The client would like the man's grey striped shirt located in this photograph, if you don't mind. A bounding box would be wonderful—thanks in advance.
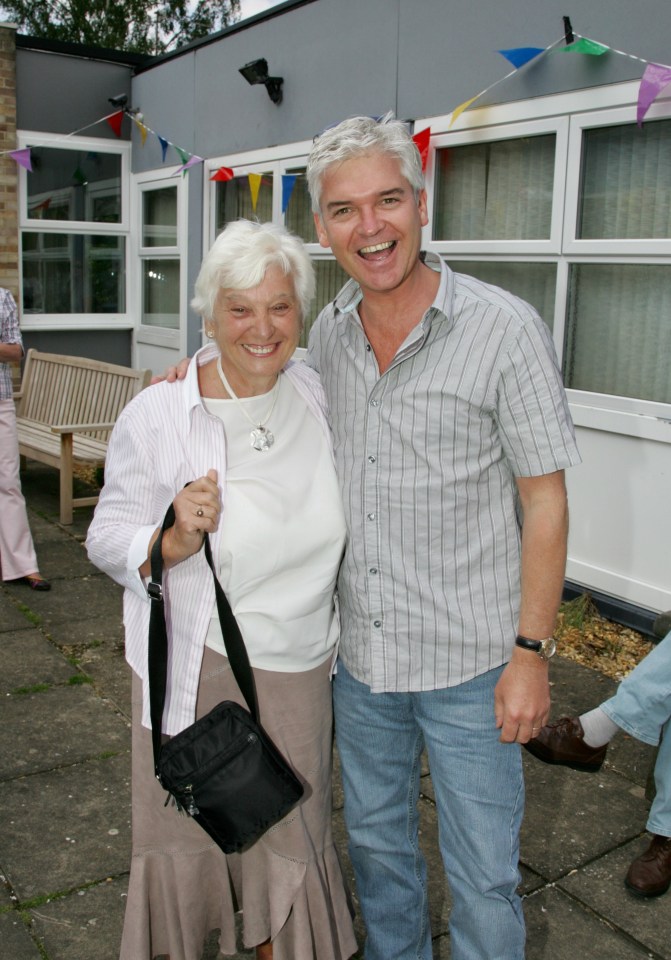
[307,254,581,693]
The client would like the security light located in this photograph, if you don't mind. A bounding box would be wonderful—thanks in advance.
[238,58,283,106]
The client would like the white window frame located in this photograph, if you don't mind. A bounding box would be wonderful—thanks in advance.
[132,167,189,353]
[420,81,671,439]
[17,130,131,331]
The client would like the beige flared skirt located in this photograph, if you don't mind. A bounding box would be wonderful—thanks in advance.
[120,647,357,960]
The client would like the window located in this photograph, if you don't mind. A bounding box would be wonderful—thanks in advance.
[424,87,671,431]
[18,132,130,328]
[136,173,187,347]
[205,145,345,339]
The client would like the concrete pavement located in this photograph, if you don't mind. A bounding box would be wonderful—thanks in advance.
[1,461,669,959]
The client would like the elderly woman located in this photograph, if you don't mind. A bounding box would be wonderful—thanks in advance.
[86,220,357,960]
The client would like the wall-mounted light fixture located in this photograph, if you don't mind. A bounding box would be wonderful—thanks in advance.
[238,58,283,106]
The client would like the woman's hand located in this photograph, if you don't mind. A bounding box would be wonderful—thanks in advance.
[141,470,221,576]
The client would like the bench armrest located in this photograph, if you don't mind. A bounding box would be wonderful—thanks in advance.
[51,422,116,434]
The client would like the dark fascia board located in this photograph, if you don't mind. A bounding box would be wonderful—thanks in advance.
[15,32,152,68]
[563,580,661,640]
[134,0,317,75]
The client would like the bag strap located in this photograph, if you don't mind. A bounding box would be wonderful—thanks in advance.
[147,502,260,772]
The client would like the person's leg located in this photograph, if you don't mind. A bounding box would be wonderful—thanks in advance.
[0,399,39,581]
[647,721,671,838]
[333,660,431,960]
[417,667,525,960]
[601,632,671,747]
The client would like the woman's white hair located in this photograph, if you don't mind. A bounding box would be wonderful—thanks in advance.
[191,219,315,323]
[306,112,425,214]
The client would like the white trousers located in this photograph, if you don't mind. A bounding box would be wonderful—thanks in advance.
[0,398,38,580]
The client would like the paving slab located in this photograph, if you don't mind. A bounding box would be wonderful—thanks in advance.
[0,908,43,959]
[0,591,38,632]
[23,537,99,582]
[0,684,130,780]
[0,753,131,902]
[522,885,657,959]
[27,875,128,960]
[0,629,78,694]
[3,574,124,630]
[521,755,651,879]
[559,836,671,958]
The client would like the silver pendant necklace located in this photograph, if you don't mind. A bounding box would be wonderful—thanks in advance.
[216,357,280,451]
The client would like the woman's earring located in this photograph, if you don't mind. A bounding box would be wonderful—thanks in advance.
[206,330,214,339]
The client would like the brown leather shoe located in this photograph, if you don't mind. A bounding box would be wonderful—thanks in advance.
[523,716,607,771]
[625,835,671,898]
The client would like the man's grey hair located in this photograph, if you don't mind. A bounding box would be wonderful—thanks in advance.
[306,112,425,214]
[191,219,315,323]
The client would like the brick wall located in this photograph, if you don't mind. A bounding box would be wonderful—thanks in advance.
[0,24,18,300]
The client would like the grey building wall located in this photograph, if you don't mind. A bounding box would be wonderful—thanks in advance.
[130,0,671,170]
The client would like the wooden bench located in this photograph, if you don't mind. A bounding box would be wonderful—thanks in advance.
[15,349,151,524]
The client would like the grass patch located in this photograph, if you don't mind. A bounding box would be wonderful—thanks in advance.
[67,674,93,686]
[17,604,42,627]
[12,683,51,695]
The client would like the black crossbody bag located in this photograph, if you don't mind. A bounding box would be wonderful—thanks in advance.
[147,503,304,854]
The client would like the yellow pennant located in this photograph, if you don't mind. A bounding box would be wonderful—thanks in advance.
[133,118,148,146]
[449,95,480,128]
[248,173,262,212]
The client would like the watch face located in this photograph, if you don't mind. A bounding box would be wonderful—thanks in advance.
[540,637,557,660]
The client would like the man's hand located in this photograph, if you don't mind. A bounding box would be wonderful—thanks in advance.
[151,357,192,385]
[494,648,551,743]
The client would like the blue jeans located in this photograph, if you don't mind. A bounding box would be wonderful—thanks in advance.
[333,660,525,960]
[601,630,671,836]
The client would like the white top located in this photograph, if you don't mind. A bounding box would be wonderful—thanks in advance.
[203,374,345,670]
[85,345,341,734]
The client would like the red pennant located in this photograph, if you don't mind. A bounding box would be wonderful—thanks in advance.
[210,166,235,182]
[106,111,124,138]
[412,127,431,172]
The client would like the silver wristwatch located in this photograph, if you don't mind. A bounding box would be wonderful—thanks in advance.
[515,634,557,661]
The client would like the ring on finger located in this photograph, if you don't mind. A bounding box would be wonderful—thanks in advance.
[196,508,204,518]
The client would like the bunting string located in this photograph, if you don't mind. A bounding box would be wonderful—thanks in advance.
[3,29,671,188]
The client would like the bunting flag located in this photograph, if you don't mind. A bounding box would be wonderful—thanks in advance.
[158,136,170,162]
[248,172,262,212]
[31,196,51,212]
[181,154,204,175]
[412,127,431,171]
[560,38,609,56]
[449,95,480,128]
[133,117,148,146]
[210,166,234,182]
[174,146,190,166]
[281,174,297,213]
[637,62,671,126]
[498,47,544,69]
[106,110,124,137]
[9,147,32,171]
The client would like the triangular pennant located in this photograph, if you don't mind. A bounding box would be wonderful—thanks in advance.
[158,136,170,162]
[210,166,235,182]
[31,196,51,212]
[248,172,262,212]
[560,38,609,56]
[281,174,297,213]
[133,117,148,146]
[9,147,32,171]
[412,127,431,172]
[449,96,480,128]
[637,62,671,126]
[498,47,544,69]
[106,110,124,137]
[181,154,204,176]
[174,146,190,165]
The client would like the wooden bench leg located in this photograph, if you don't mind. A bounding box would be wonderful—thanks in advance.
[60,433,74,525]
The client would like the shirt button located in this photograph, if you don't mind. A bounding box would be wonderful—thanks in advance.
[373,620,382,628]
[369,567,378,575]
[367,512,376,520]
[368,455,376,463]
[366,343,372,351]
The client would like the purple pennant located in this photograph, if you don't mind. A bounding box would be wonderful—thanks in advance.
[498,47,544,69]
[9,148,32,171]
[637,62,671,127]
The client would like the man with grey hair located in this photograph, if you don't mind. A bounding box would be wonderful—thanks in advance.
[304,114,581,960]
